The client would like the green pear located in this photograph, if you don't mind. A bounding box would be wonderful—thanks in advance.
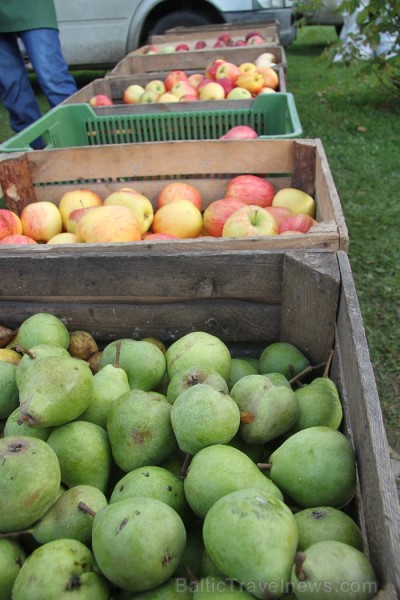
[0,361,18,419]
[0,539,27,600]
[290,540,377,600]
[290,377,343,433]
[92,497,186,592]
[192,575,256,597]
[269,426,357,508]
[9,312,70,350]
[203,488,299,599]
[259,342,310,380]
[166,331,232,381]
[0,436,61,532]
[167,365,229,405]
[99,338,166,391]
[110,465,190,521]
[18,355,94,427]
[15,343,71,389]
[230,374,299,444]
[184,444,283,519]
[47,420,112,492]
[294,506,364,551]
[170,384,240,455]
[107,389,177,472]
[3,407,53,441]
[227,357,259,390]
[80,354,130,428]
[131,577,193,598]
[27,485,108,545]
[12,538,110,600]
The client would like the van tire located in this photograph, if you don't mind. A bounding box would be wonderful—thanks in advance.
[147,10,218,37]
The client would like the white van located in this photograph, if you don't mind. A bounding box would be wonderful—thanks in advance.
[54,0,296,69]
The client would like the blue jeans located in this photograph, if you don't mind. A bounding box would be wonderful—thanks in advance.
[0,28,77,146]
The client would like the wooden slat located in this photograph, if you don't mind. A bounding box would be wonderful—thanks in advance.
[0,153,37,212]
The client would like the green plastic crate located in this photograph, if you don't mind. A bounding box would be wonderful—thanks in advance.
[0,93,302,152]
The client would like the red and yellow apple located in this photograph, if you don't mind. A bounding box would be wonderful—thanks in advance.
[66,206,100,234]
[58,189,103,229]
[140,90,160,104]
[235,72,265,94]
[104,188,154,234]
[257,66,279,90]
[145,80,166,95]
[226,175,275,207]
[278,213,317,234]
[158,92,180,103]
[152,200,203,239]
[222,205,278,237]
[215,62,241,82]
[205,59,226,80]
[171,81,198,100]
[0,234,37,245]
[76,205,141,243]
[202,198,247,237]
[165,70,188,91]
[157,182,202,211]
[272,188,316,217]
[199,82,225,101]
[0,209,23,240]
[123,84,145,104]
[89,94,113,107]
[20,201,63,243]
[188,73,205,88]
[226,87,252,100]
[47,232,79,244]
[238,62,258,74]
[265,206,292,227]
[219,125,258,141]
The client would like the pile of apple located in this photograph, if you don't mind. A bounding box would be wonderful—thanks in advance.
[0,175,317,245]
[143,30,272,54]
[89,53,279,107]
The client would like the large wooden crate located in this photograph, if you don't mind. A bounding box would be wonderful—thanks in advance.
[108,44,287,77]
[0,249,398,598]
[150,19,281,45]
[0,139,347,251]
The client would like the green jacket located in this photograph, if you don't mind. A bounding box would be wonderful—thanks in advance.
[0,0,58,33]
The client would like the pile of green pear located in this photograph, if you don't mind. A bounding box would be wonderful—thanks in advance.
[0,313,378,599]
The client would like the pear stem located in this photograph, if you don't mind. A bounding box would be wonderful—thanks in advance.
[78,502,97,518]
[114,340,121,369]
[0,528,32,539]
[257,462,272,471]
[288,361,326,386]
[13,346,35,359]
[179,453,192,479]
[294,552,307,581]
[322,349,334,378]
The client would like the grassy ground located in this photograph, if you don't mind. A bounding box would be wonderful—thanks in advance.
[0,27,399,451]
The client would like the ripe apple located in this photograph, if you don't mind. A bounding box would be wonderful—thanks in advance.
[145,79,166,95]
[202,198,247,237]
[144,44,159,54]
[194,40,207,50]
[215,77,235,96]
[58,189,103,230]
[215,62,241,82]
[239,62,258,74]
[278,214,317,234]
[0,234,37,245]
[234,40,246,46]
[142,232,178,240]
[199,82,225,101]
[245,31,264,41]
[20,201,63,243]
[280,230,304,235]
[213,40,225,48]
[0,209,23,240]
[152,200,203,239]
[246,34,265,46]
[123,84,145,104]
[165,70,188,91]
[272,188,316,217]
[175,43,190,51]
[157,182,202,211]
[226,175,275,208]
[216,33,232,46]
[219,125,258,141]
[255,53,277,69]
[158,92,180,103]
[47,232,78,244]
[180,94,199,102]
[258,87,276,95]
[76,205,141,243]
[226,87,252,100]
[188,73,205,88]
[104,188,154,234]
[171,81,198,99]
[222,205,278,237]
[89,94,113,107]
[161,45,175,53]
[66,206,100,234]
[257,66,279,90]
[205,58,225,80]
[140,90,159,103]
[197,77,214,92]
[265,206,292,227]
[235,72,265,94]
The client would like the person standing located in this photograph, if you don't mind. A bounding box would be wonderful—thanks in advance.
[0,0,77,147]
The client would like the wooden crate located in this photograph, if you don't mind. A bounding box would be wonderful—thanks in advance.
[0,249,398,598]
[61,64,287,107]
[108,44,287,77]
[150,19,281,45]
[0,139,347,251]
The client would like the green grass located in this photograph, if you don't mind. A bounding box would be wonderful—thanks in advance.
[0,29,399,451]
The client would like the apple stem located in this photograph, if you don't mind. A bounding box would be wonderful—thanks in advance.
[78,501,97,518]
[322,349,334,378]
[179,453,192,479]
[257,462,272,471]
[114,340,121,369]
[288,361,326,386]
[13,345,35,359]
[294,552,307,581]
